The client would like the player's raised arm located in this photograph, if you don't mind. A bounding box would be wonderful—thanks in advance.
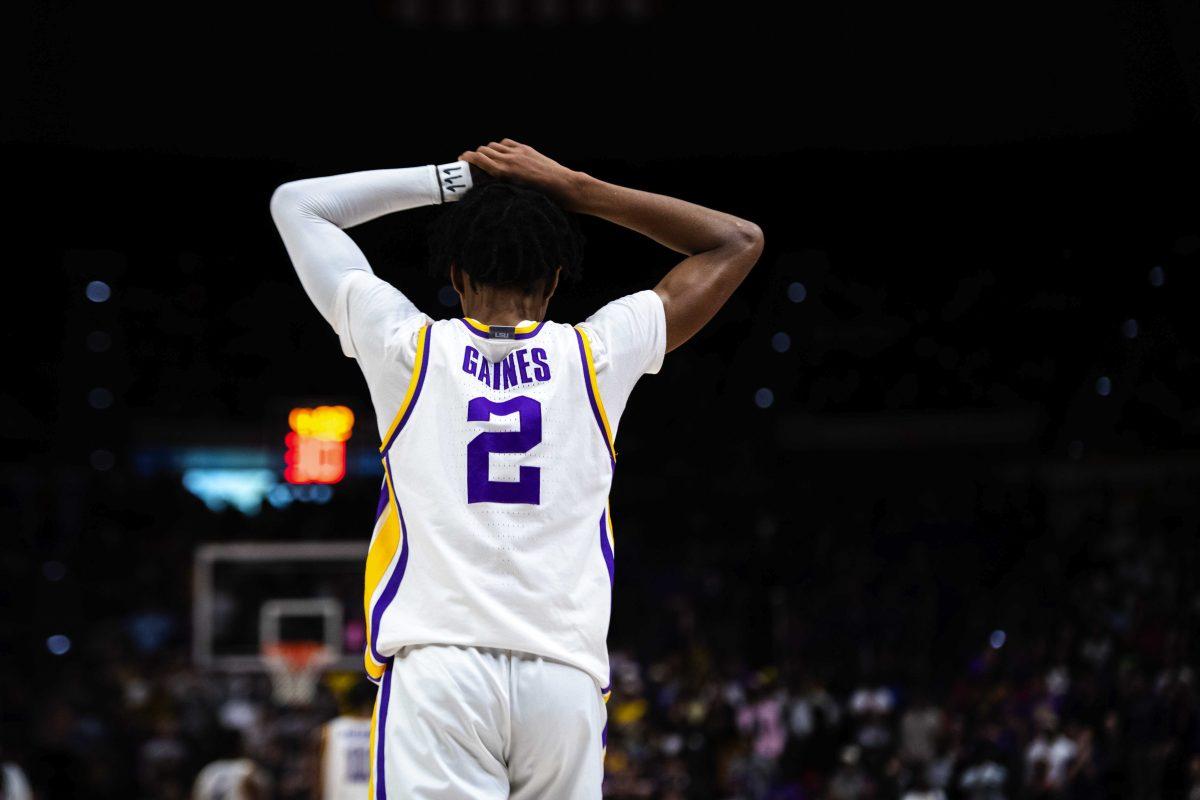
[458,140,764,352]
[269,161,474,325]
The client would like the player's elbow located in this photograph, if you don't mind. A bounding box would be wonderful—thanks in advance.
[269,181,307,223]
[728,219,765,258]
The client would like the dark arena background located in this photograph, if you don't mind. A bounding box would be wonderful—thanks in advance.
[6,1,1200,798]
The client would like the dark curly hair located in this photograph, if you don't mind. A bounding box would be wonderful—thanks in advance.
[427,180,585,294]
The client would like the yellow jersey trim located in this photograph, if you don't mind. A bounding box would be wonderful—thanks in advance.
[378,325,429,453]
[574,325,617,462]
[463,317,542,334]
[362,461,401,680]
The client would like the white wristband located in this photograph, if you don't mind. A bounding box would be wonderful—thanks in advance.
[435,160,473,203]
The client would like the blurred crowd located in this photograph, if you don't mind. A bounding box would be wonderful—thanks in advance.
[602,603,1197,800]
[598,469,1200,800]
[1,461,1196,800]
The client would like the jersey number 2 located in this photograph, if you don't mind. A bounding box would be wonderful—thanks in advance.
[466,396,541,505]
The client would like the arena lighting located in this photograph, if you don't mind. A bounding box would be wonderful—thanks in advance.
[85,280,110,302]
[46,635,71,656]
[183,468,278,514]
[284,406,355,484]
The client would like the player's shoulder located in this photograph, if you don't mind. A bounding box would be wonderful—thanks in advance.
[575,289,667,376]
[576,289,664,336]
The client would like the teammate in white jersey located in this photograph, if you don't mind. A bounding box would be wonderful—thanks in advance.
[316,681,375,800]
[271,139,763,799]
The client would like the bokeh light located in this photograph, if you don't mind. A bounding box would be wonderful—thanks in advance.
[85,280,111,303]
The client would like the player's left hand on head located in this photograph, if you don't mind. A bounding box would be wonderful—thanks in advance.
[458,140,584,211]
[458,158,495,190]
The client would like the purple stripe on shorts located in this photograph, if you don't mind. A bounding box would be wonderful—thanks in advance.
[368,455,410,666]
[381,324,432,454]
[574,329,615,470]
[599,511,614,585]
[458,318,546,340]
[374,479,389,524]
[375,665,393,799]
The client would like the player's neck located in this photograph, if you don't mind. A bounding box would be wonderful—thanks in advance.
[461,290,548,326]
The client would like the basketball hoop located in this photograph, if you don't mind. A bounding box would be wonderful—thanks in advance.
[261,641,334,706]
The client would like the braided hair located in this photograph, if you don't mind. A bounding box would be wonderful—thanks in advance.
[427,180,584,294]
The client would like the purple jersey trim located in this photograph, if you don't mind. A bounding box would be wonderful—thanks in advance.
[373,479,389,524]
[380,324,432,454]
[375,665,393,799]
[368,454,411,666]
[600,508,615,702]
[574,329,615,470]
[458,318,546,340]
[600,510,614,585]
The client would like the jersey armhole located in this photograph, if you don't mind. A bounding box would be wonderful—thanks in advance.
[379,323,432,453]
[573,325,617,465]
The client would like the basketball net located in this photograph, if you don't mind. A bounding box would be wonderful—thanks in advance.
[261,642,334,706]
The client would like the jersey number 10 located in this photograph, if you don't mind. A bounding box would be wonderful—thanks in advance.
[466,396,541,505]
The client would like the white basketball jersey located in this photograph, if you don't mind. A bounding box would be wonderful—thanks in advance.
[362,317,619,691]
[321,716,372,800]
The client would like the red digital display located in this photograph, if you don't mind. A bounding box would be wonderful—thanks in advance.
[284,406,354,484]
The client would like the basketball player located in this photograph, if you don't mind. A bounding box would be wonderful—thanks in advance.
[315,681,375,799]
[271,139,763,798]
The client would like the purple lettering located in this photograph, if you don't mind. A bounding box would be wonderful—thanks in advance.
[466,396,542,504]
[515,349,533,384]
[530,348,551,382]
[501,354,518,390]
[463,346,480,376]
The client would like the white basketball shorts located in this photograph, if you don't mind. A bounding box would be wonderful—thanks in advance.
[369,644,608,799]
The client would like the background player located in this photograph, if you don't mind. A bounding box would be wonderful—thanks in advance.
[271,139,764,798]
[314,680,375,800]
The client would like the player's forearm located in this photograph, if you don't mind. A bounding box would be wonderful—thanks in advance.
[271,163,471,231]
[569,172,759,257]
[570,172,763,352]
[269,161,472,323]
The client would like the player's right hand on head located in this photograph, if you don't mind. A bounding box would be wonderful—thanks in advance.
[458,140,584,211]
